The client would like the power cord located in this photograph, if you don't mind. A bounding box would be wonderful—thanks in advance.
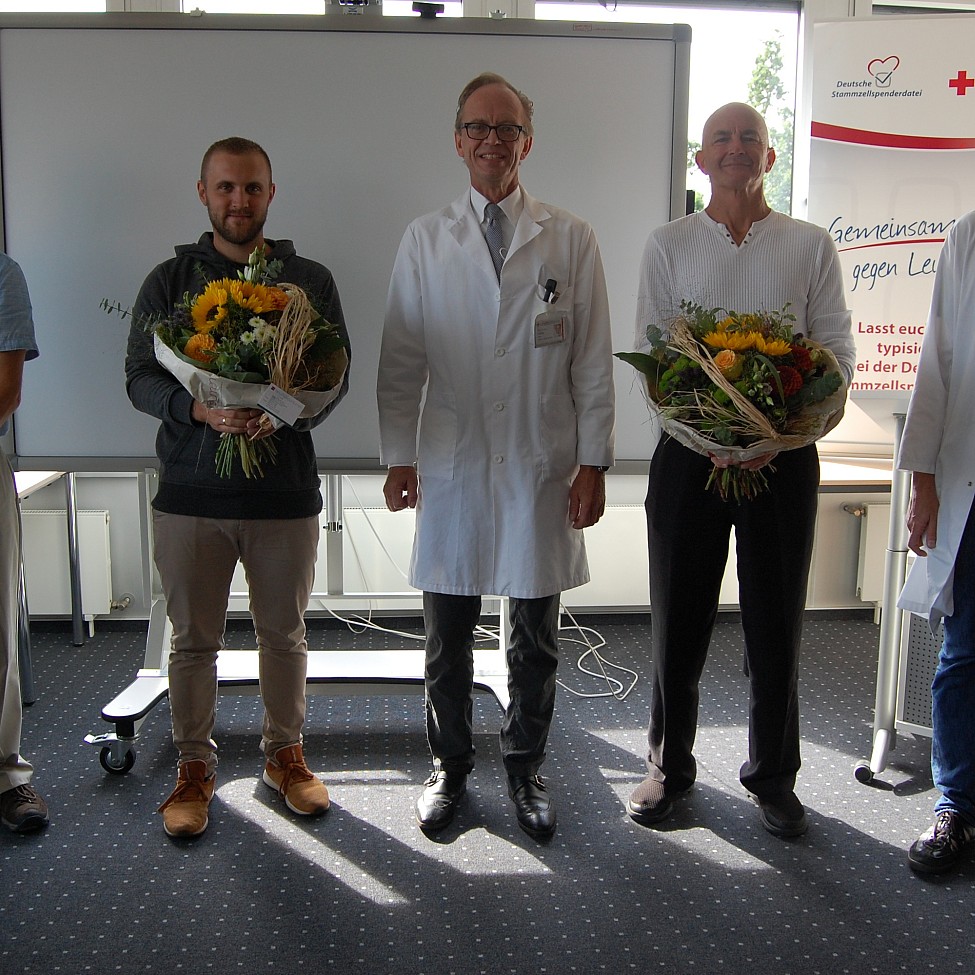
[318,476,639,702]
[555,604,639,701]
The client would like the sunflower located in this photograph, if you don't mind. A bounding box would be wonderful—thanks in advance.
[703,329,759,351]
[226,280,246,305]
[755,336,792,356]
[735,313,765,331]
[231,281,287,315]
[191,281,231,333]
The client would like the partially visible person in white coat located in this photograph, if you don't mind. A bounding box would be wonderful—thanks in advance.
[898,210,975,875]
[377,72,615,840]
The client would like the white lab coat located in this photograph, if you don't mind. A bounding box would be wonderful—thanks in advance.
[378,189,615,598]
[897,211,975,629]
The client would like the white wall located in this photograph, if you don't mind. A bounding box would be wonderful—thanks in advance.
[12,2,905,626]
[19,468,889,623]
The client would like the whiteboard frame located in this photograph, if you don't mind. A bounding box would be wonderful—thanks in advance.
[0,12,690,472]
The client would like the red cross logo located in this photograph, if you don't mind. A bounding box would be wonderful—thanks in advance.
[949,71,975,95]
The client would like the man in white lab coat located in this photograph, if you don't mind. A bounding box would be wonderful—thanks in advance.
[898,211,975,875]
[377,72,615,839]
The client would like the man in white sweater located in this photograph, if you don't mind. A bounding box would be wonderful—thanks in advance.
[627,103,856,838]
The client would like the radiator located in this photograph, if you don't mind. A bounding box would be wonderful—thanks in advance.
[896,610,941,738]
[20,509,112,619]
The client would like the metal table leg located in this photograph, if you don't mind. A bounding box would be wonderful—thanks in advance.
[17,556,35,706]
[856,413,910,783]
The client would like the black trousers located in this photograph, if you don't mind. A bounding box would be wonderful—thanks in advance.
[644,437,819,799]
[422,590,560,777]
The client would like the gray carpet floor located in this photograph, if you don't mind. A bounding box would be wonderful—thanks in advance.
[1,612,971,975]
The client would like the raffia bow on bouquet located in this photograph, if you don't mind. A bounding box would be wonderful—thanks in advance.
[616,302,847,501]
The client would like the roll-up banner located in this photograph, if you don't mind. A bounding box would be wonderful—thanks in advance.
[809,15,975,435]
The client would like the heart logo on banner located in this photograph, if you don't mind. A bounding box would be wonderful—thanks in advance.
[867,56,900,88]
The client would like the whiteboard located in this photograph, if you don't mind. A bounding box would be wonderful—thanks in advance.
[0,14,689,469]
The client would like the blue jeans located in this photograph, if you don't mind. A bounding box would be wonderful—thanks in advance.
[932,496,975,825]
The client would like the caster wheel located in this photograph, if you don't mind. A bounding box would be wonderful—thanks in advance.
[99,746,136,775]
[854,761,873,784]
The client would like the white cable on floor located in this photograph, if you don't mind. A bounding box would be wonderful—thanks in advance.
[556,604,639,701]
[316,478,640,702]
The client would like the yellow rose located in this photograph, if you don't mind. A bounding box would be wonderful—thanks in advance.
[713,348,743,379]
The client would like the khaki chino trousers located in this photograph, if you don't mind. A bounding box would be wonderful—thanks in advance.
[0,451,33,793]
[153,511,319,771]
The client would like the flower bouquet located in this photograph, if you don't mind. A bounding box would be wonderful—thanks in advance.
[108,247,348,478]
[616,302,847,501]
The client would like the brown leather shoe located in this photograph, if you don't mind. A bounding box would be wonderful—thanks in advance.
[263,743,330,816]
[0,783,50,833]
[158,760,215,838]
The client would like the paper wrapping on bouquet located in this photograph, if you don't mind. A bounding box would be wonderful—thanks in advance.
[650,342,849,463]
[155,335,348,426]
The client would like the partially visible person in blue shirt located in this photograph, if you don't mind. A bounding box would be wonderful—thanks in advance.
[0,251,48,833]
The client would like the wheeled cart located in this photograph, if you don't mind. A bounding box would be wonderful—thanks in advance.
[85,596,510,775]
[85,474,509,774]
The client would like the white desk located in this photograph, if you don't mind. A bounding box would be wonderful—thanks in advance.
[820,457,893,489]
[13,471,63,704]
[14,469,87,647]
[819,437,914,786]
[15,470,62,498]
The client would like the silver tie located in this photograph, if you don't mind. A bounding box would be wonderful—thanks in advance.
[484,203,505,279]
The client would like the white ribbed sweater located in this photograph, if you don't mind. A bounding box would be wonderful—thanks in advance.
[634,209,856,385]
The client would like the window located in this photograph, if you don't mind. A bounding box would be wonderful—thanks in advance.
[537,3,799,212]
[181,1,463,13]
[182,1,325,10]
[3,0,798,209]
[382,1,464,14]
[0,1,105,10]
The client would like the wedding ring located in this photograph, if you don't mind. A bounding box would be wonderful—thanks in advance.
[221,417,226,425]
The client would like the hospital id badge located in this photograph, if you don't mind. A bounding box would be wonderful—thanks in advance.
[534,311,565,348]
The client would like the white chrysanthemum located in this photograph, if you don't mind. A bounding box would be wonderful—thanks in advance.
[242,316,279,348]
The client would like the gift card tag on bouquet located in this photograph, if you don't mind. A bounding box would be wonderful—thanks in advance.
[258,384,304,429]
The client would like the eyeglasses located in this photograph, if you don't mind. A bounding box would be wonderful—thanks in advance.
[459,122,526,142]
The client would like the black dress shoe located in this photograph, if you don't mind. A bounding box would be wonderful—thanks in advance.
[415,770,467,831]
[750,790,808,838]
[508,774,556,839]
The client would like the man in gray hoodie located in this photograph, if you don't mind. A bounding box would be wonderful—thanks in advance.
[125,137,350,839]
